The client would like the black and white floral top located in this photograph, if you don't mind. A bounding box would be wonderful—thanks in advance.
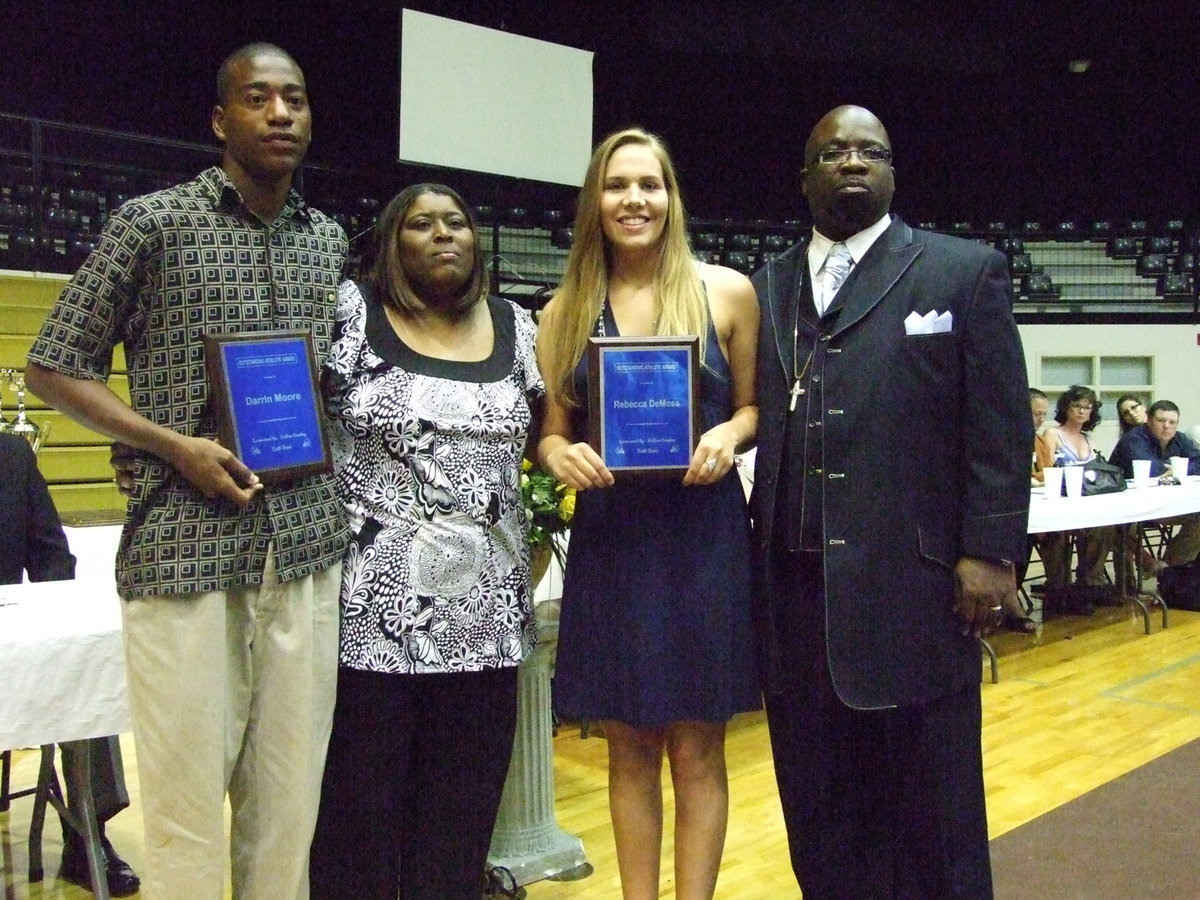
[323,280,542,674]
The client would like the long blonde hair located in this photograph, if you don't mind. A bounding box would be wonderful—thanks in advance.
[541,128,708,406]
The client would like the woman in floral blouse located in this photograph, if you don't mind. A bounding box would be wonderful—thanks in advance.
[309,183,543,899]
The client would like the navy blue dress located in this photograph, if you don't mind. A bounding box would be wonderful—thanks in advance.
[553,303,761,727]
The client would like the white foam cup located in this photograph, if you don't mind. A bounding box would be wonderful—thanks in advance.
[1063,465,1084,498]
[1132,458,1152,487]
[1042,466,1064,499]
[1170,456,1190,480]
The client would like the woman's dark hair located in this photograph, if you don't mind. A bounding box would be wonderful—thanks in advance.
[1115,393,1144,435]
[1053,384,1102,431]
[367,182,488,315]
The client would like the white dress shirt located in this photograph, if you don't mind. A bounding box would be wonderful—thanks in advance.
[807,213,892,315]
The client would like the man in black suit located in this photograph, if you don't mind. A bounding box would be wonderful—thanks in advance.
[750,106,1030,897]
[0,432,140,896]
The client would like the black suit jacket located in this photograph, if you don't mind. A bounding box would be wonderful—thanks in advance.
[0,432,75,584]
[750,219,1031,708]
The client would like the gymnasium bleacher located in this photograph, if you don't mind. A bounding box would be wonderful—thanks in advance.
[2,111,1197,515]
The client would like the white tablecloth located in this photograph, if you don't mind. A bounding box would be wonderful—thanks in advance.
[1028,478,1200,534]
[0,525,127,748]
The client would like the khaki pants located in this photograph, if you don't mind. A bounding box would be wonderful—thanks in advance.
[1123,515,1200,580]
[1162,513,1200,566]
[121,550,340,900]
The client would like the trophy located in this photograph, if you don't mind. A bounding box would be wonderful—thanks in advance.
[0,368,50,455]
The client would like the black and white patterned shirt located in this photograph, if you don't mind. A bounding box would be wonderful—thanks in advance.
[324,281,542,673]
[27,166,350,599]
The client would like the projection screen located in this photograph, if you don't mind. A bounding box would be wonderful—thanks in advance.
[398,9,593,187]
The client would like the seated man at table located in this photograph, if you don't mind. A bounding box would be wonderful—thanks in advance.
[1010,389,1049,631]
[1030,387,1051,437]
[1110,400,1200,568]
[0,433,140,896]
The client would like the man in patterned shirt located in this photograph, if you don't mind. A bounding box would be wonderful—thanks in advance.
[26,43,348,899]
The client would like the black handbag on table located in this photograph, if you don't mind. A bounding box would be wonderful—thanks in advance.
[1077,458,1127,496]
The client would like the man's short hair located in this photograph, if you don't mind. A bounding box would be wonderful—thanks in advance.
[1029,388,1047,401]
[216,42,298,104]
[1148,399,1181,418]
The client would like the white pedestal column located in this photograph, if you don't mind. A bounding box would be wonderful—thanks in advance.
[487,599,588,885]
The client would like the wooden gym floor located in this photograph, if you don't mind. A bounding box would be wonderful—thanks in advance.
[4,601,1199,899]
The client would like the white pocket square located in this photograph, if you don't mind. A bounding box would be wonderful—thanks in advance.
[904,310,953,335]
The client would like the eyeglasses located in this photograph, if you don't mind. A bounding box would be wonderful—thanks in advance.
[1069,403,1094,411]
[812,147,893,166]
[1119,402,1144,417]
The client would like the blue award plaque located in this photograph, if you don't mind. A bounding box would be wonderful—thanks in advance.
[203,330,332,485]
[587,336,701,476]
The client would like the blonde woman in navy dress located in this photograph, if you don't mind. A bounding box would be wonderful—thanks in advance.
[537,129,760,899]
[309,183,542,898]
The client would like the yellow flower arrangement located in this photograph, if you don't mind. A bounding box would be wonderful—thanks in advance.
[521,458,574,571]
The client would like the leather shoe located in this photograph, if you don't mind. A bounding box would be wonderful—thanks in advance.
[60,833,141,897]
[1005,614,1038,633]
[1044,587,1094,617]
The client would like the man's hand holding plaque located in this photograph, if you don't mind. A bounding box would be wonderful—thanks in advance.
[204,330,332,486]
[169,435,264,505]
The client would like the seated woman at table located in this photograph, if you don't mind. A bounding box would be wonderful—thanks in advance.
[1034,385,1118,615]
[1113,394,1165,582]
[1115,394,1148,442]
[307,183,543,898]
